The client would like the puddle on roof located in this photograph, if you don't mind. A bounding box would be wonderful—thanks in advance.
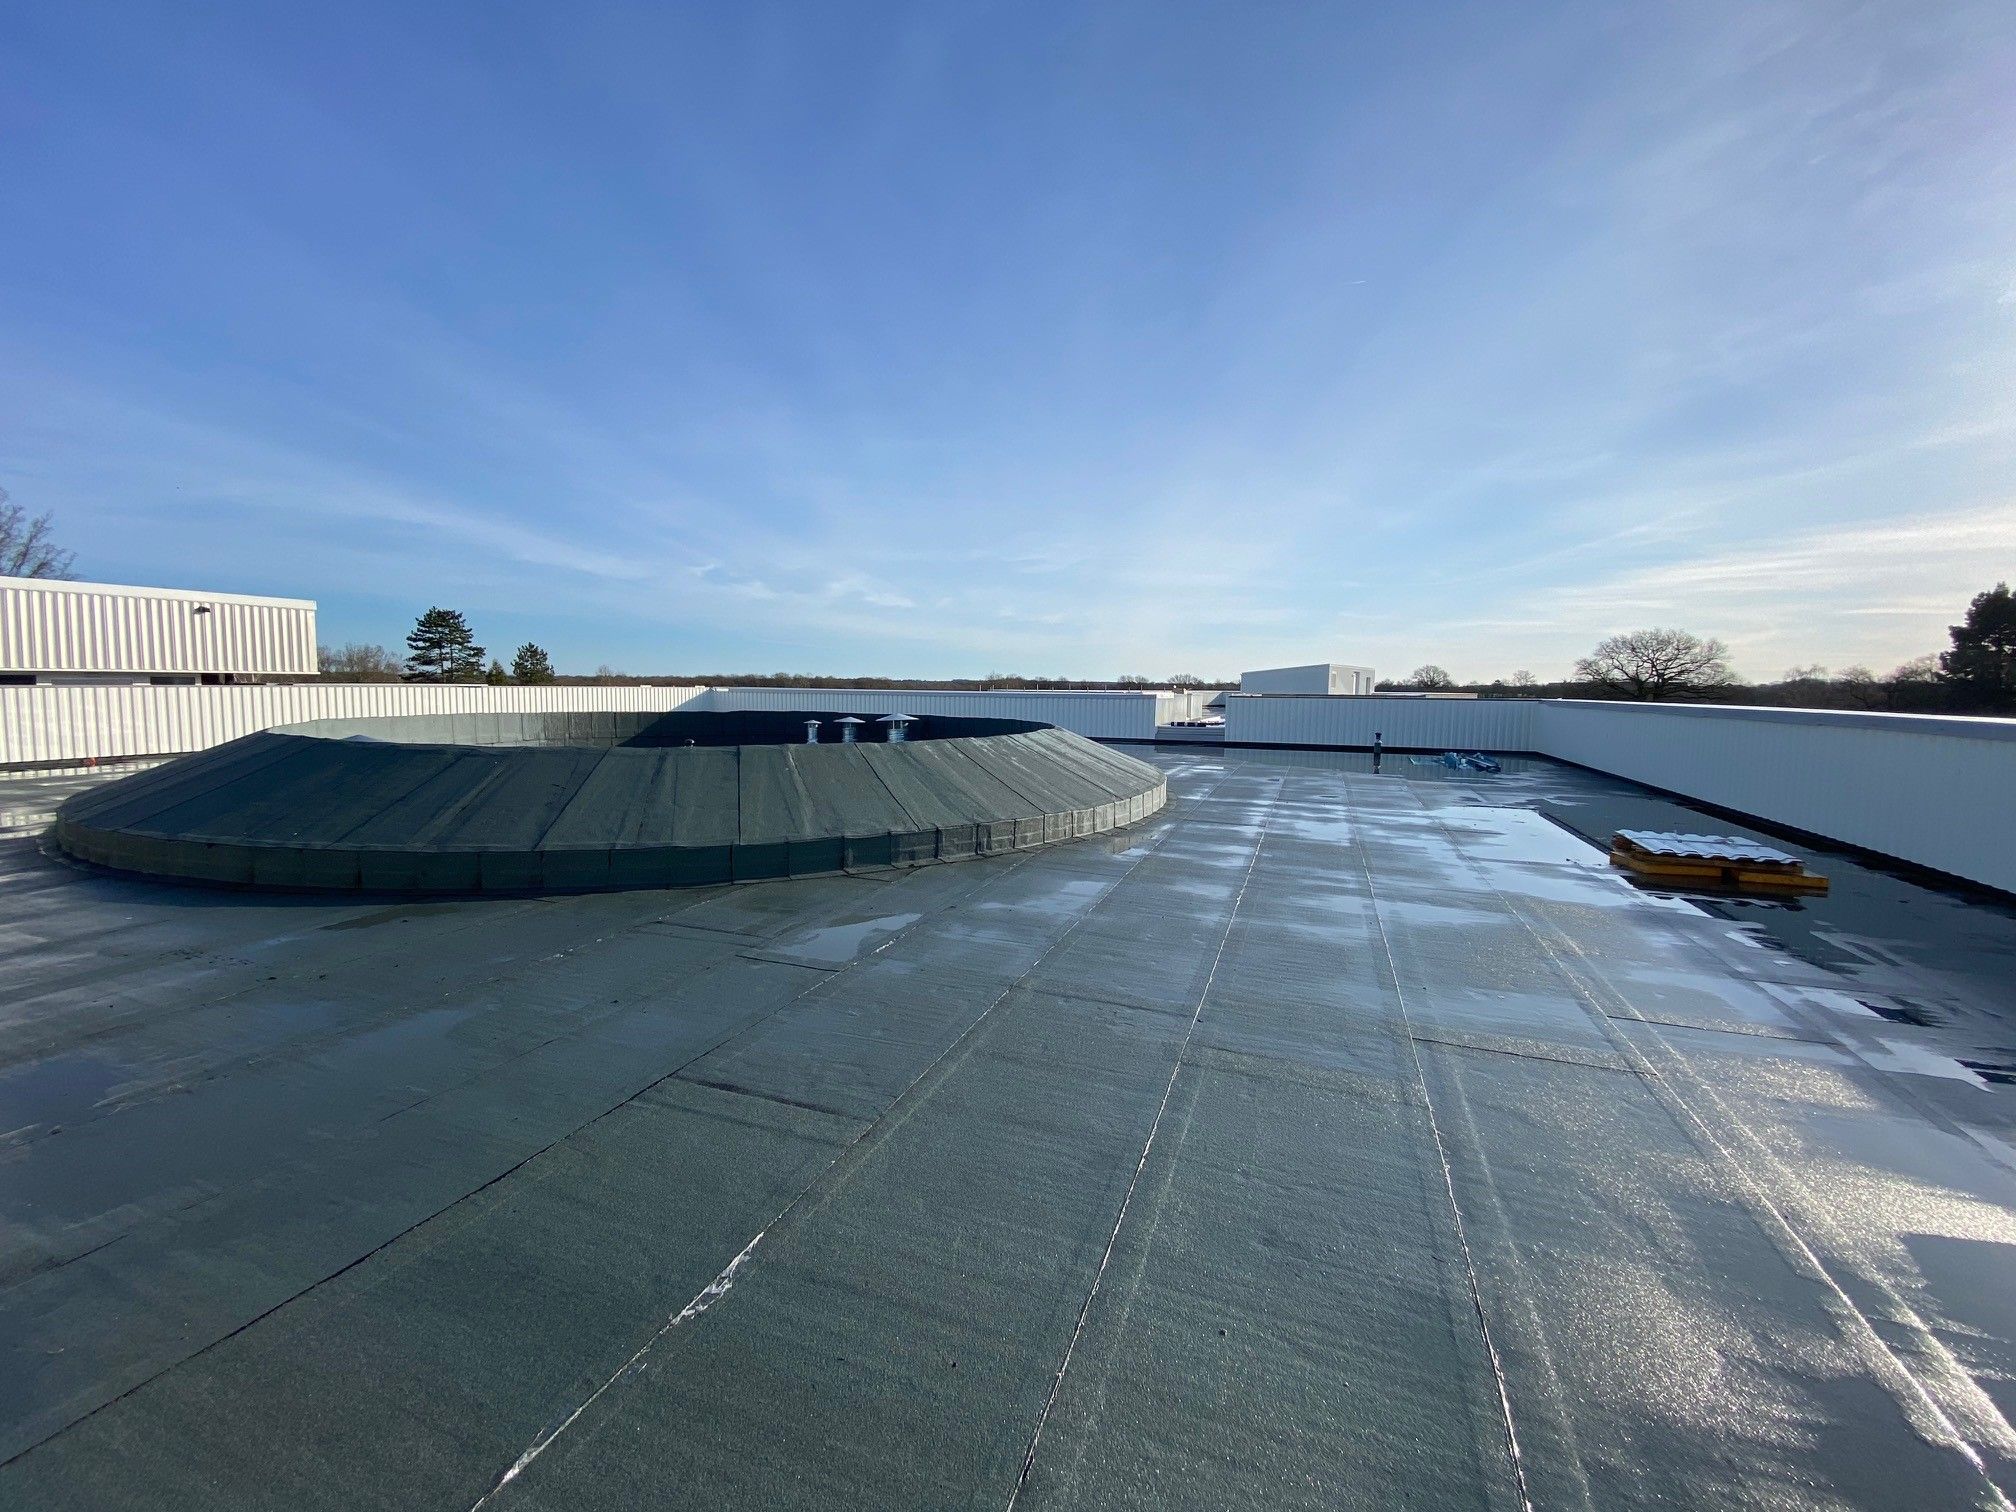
[1851,996,1947,1029]
[1855,1038,1992,1088]
[1803,987,1992,1089]
[970,878,1107,921]
[1437,808,1605,869]
[1959,1059,2016,1087]
[1483,864,1707,914]
[0,1052,127,1138]
[769,912,922,966]
[1268,812,1355,844]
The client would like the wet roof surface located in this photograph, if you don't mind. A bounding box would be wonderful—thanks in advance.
[2,749,2015,1509]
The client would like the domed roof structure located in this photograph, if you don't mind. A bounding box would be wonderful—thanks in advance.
[54,709,1167,893]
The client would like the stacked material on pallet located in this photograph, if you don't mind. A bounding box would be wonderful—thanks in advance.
[1609,830,1829,894]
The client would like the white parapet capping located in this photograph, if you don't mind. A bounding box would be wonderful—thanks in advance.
[1213,693,2016,893]
[0,683,709,766]
[1221,693,1538,752]
[1533,700,2016,895]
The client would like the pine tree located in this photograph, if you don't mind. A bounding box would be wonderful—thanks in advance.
[484,658,509,685]
[404,608,485,682]
[511,643,556,683]
[1940,583,2016,711]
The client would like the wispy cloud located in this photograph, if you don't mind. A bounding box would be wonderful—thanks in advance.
[4,0,2012,680]
[1472,499,2016,676]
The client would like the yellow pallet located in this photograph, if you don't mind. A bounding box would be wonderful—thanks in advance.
[1609,848,1829,894]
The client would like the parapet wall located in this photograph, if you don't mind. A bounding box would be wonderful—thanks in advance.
[1533,701,2015,895]
[1,683,709,766]
[0,683,1162,765]
[1222,694,2015,894]
[9,682,2014,894]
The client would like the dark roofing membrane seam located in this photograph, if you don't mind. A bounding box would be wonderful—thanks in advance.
[467,768,1211,1507]
[1409,790,2005,1502]
[1346,789,1533,1506]
[1007,768,1270,1507]
[2,817,1138,1466]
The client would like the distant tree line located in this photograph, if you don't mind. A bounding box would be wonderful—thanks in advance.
[313,630,1234,693]
[311,583,2016,716]
[318,608,558,685]
[565,670,1229,691]
[1379,583,2016,715]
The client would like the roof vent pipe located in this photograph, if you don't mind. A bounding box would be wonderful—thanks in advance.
[835,716,866,744]
[804,719,821,744]
[877,713,919,743]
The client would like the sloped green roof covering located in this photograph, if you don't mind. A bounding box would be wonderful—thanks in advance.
[54,713,1167,893]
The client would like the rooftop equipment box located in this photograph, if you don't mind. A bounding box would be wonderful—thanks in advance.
[1239,663,1377,696]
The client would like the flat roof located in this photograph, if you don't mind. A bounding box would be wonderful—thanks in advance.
[2,750,2013,1508]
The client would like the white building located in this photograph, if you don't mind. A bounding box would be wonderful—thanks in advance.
[1240,662,1377,696]
[0,576,318,686]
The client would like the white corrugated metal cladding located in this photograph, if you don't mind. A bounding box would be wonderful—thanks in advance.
[0,577,317,678]
[1534,701,2016,897]
[0,683,710,766]
[1239,663,1378,695]
[0,685,1161,766]
[1224,694,1537,751]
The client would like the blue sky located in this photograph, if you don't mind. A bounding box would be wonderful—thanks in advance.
[4,2,2012,682]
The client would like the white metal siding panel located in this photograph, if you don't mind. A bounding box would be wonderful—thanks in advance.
[1240,665,1330,695]
[1224,695,1536,752]
[701,687,1161,742]
[1154,690,1212,722]
[1534,701,2016,894]
[2,684,1157,765]
[0,579,319,676]
[1239,664,1375,695]
[0,684,708,766]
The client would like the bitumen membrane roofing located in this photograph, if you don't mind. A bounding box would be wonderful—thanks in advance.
[3,748,2015,1509]
[53,716,1166,893]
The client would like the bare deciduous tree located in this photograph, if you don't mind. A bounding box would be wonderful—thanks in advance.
[1836,665,1887,709]
[0,489,79,579]
[1407,664,1455,689]
[1889,654,1942,684]
[318,643,406,680]
[1575,629,1736,700]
